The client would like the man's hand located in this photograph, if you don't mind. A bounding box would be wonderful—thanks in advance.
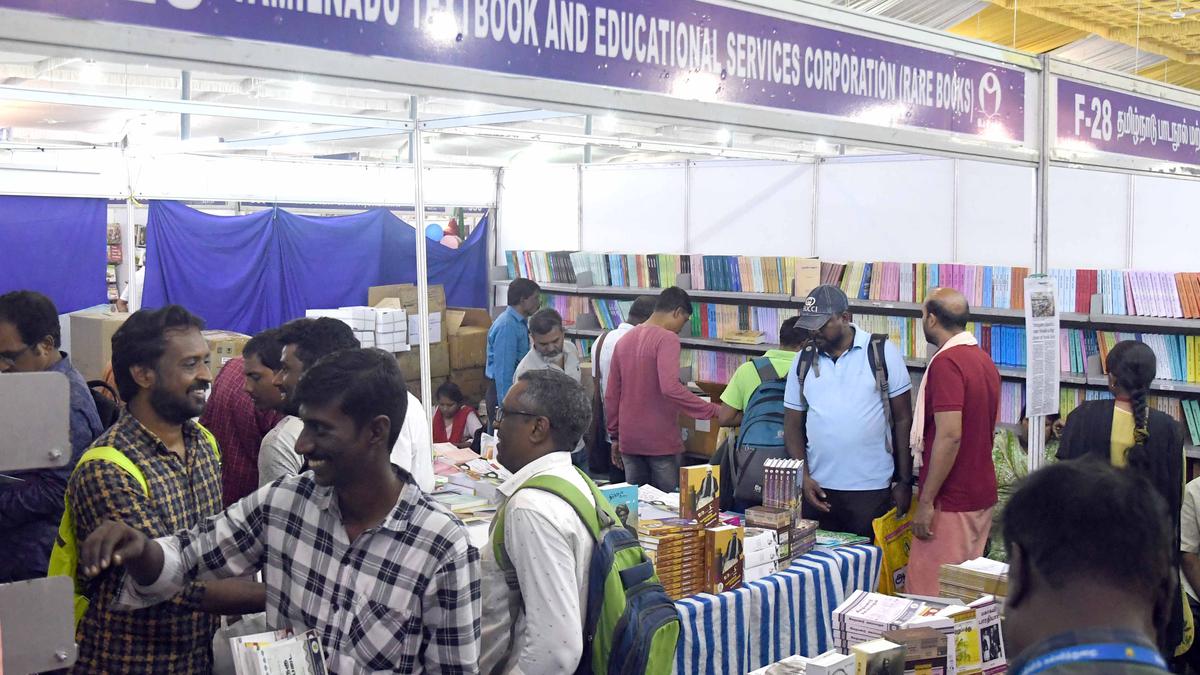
[80,520,149,578]
[803,473,831,513]
[891,482,913,518]
[610,442,624,470]
[912,499,937,540]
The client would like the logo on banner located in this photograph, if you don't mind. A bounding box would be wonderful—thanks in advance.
[979,72,1002,117]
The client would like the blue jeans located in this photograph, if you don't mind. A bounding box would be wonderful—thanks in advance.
[622,454,681,492]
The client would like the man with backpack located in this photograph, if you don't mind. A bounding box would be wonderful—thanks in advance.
[783,285,915,539]
[483,369,678,675]
[0,290,104,583]
[714,316,809,510]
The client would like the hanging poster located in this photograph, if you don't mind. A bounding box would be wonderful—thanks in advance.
[1023,275,1060,419]
[0,0,1026,141]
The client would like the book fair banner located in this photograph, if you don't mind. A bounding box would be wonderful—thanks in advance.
[2,0,1025,141]
[1057,78,1200,166]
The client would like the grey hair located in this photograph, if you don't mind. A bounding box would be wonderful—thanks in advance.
[516,369,592,450]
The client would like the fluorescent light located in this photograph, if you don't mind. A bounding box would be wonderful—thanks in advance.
[597,113,619,132]
[427,10,461,43]
[813,138,833,154]
[715,128,732,144]
[292,80,316,100]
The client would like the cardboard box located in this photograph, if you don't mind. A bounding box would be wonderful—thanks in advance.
[70,312,129,382]
[450,367,487,404]
[369,283,447,313]
[396,341,451,381]
[203,330,251,380]
[678,381,725,459]
[335,306,376,332]
[446,307,491,370]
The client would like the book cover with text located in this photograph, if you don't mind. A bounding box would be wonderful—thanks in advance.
[680,464,720,526]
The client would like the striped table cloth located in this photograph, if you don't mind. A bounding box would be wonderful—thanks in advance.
[674,544,881,675]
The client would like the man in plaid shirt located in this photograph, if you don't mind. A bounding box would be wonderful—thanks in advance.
[81,348,482,674]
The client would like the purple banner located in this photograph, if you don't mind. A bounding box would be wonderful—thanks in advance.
[2,0,1026,141]
[1058,78,1200,164]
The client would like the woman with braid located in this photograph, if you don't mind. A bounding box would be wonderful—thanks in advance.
[1057,340,1189,660]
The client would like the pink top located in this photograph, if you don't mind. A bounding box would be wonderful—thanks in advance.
[604,324,720,457]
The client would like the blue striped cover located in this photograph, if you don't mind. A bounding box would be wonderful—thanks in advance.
[673,544,881,675]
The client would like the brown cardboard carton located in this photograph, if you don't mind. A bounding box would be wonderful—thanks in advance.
[396,342,451,381]
[446,308,491,370]
[203,330,251,380]
[70,312,129,381]
[369,283,447,313]
[678,381,725,459]
[450,367,487,404]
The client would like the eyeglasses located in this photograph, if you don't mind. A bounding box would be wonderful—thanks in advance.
[494,406,544,424]
[0,344,32,368]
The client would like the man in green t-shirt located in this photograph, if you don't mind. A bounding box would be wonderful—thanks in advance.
[717,316,808,427]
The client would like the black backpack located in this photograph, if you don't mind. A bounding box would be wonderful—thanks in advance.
[87,380,122,431]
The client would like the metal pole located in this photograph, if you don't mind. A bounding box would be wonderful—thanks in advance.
[180,71,191,141]
[583,114,593,164]
[1028,54,1053,473]
[412,115,434,442]
[124,198,136,310]
[407,95,418,164]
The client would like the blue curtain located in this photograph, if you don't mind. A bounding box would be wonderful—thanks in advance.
[143,201,489,335]
[0,196,107,314]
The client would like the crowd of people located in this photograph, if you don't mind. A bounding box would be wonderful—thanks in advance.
[0,277,1195,674]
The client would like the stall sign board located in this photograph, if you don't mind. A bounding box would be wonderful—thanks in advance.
[1,0,1025,141]
[1057,78,1200,166]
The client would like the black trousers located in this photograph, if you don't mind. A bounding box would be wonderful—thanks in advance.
[803,487,893,539]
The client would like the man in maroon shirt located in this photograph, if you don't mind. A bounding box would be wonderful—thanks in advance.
[605,287,720,492]
[199,332,283,507]
[907,287,1000,595]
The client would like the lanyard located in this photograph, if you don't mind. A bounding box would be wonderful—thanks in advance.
[1017,642,1167,675]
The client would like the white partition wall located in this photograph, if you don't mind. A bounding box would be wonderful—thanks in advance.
[1048,167,1130,270]
[1131,174,1200,271]
[815,157,956,264]
[498,164,581,263]
[688,161,815,257]
[956,161,1037,268]
[580,163,687,253]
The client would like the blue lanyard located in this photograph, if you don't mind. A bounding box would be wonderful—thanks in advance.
[1017,642,1167,675]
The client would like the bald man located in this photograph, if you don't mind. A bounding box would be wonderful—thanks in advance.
[906,287,1001,595]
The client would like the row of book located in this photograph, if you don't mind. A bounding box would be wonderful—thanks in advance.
[681,349,750,384]
[507,250,817,295]
[1095,331,1200,384]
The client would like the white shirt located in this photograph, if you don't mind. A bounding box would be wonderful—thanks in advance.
[513,340,582,384]
[479,452,594,675]
[593,322,636,398]
[258,415,303,487]
[392,392,435,492]
[119,266,146,313]
[1182,477,1200,601]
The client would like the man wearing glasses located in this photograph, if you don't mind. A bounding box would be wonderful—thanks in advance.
[0,290,104,583]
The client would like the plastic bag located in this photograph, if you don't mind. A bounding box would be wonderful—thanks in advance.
[872,501,915,595]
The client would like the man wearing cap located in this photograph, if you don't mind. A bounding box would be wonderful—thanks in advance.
[782,285,915,539]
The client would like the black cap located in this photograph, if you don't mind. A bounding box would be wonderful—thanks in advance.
[796,284,849,331]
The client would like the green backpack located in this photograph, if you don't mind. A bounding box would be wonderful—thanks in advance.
[493,467,680,675]
[47,425,219,627]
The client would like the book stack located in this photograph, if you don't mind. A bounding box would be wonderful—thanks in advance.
[724,329,766,345]
[815,530,871,547]
[705,524,744,594]
[851,639,906,675]
[680,465,721,527]
[938,558,1008,605]
[745,506,795,565]
[637,518,706,600]
[881,627,950,674]
[831,591,926,653]
[743,527,780,582]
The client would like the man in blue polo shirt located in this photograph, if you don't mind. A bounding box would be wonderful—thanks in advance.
[486,277,541,426]
[783,285,914,538]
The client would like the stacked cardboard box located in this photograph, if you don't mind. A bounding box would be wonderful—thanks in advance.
[397,343,451,381]
[638,518,706,600]
[369,283,446,344]
[445,308,491,403]
[70,311,129,381]
[305,306,408,350]
[202,330,251,380]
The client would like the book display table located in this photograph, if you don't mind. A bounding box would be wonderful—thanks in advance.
[673,544,881,675]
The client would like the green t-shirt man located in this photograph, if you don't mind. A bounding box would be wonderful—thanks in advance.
[716,317,809,427]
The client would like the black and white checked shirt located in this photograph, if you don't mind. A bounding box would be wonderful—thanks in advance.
[119,467,482,674]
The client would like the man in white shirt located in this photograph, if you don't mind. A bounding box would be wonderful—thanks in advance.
[512,308,582,384]
[480,369,595,675]
[268,317,435,491]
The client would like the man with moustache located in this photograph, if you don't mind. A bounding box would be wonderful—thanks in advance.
[66,305,264,674]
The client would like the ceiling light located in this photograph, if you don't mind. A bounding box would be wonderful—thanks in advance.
[813,138,833,154]
[80,60,102,85]
[427,10,461,43]
[715,128,732,144]
[292,80,316,100]
[597,113,619,132]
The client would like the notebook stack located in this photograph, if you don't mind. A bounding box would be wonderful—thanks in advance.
[637,518,706,600]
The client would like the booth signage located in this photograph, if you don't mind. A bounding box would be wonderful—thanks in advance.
[1057,78,1200,165]
[2,0,1026,141]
